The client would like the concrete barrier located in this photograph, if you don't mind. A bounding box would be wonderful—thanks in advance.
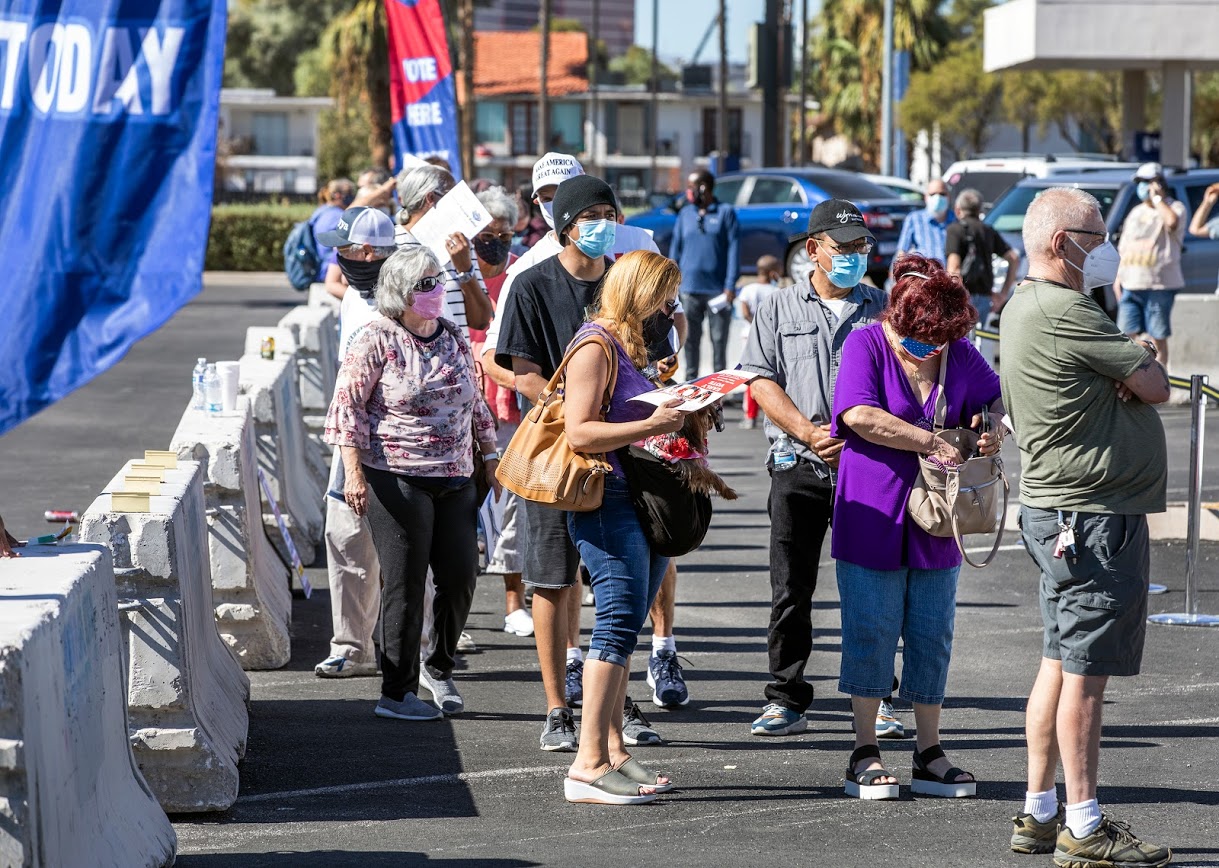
[308,282,341,312]
[171,402,293,669]
[0,546,177,867]
[80,459,252,812]
[277,307,340,487]
[1170,294,1219,386]
[239,352,325,566]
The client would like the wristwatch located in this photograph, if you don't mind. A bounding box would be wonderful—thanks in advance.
[481,450,500,461]
[454,270,475,283]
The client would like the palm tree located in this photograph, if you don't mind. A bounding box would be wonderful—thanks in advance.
[319,0,392,169]
[811,0,951,168]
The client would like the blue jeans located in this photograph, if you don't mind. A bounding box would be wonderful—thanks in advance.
[836,559,961,705]
[1118,289,1177,340]
[568,476,669,667]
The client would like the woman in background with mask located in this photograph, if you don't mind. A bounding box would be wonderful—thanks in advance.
[830,254,1005,802]
[325,244,500,722]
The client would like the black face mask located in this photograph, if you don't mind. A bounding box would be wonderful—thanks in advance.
[642,310,676,363]
[338,254,387,296]
[473,234,511,266]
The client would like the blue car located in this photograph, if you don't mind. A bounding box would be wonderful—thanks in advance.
[627,168,919,283]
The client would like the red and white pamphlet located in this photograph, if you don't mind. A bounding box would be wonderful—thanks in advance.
[629,369,759,412]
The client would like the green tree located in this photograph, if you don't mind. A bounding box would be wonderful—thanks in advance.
[1196,73,1219,166]
[811,0,952,167]
[608,46,678,87]
[224,0,354,95]
[899,44,1002,161]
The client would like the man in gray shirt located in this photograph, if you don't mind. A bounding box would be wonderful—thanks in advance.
[738,200,887,738]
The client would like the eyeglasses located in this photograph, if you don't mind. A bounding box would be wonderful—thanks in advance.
[662,298,679,316]
[476,231,514,245]
[818,238,874,255]
[413,275,443,293]
[1066,228,1108,240]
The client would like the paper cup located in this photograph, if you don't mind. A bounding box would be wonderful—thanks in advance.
[216,361,241,412]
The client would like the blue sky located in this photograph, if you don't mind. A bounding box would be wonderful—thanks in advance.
[634,0,820,65]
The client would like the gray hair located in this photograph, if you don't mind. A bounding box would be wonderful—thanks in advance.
[954,188,984,217]
[476,185,519,226]
[1023,187,1102,262]
[395,165,454,224]
[375,245,442,319]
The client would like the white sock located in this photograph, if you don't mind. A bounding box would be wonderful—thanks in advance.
[652,635,676,655]
[566,646,583,663]
[1065,799,1102,838]
[1023,787,1059,823]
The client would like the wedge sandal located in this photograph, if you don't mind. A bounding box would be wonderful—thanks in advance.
[614,757,674,793]
[564,769,658,805]
[911,744,976,798]
[844,745,899,800]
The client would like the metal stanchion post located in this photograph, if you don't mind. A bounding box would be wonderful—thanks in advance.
[1150,374,1219,627]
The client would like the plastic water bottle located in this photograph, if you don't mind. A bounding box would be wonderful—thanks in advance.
[203,363,222,413]
[191,358,207,410]
[771,433,797,472]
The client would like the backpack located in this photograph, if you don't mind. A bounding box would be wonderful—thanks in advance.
[283,212,322,291]
[958,220,994,296]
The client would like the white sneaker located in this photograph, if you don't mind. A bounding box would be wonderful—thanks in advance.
[418,667,464,715]
[504,608,535,637]
[314,655,377,678]
[456,631,478,654]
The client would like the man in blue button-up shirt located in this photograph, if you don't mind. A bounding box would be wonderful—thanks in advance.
[895,177,953,265]
[669,170,740,377]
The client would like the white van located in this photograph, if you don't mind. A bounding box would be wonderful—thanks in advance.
[941,153,1140,211]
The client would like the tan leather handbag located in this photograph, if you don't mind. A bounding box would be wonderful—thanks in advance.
[906,353,1009,568]
[496,328,619,512]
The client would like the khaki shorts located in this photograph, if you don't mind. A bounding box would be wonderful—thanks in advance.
[1019,506,1150,677]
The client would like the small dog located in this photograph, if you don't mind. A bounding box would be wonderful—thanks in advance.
[641,405,738,500]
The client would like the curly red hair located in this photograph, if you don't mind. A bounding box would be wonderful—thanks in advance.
[883,254,978,345]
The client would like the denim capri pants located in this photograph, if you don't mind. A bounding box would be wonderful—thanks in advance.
[836,559,961,705]
[568,475,669,667]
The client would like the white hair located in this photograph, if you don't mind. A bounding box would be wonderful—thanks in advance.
[476,186,519,226]
[395,165,453,223]
[1023,187,1102,262]
[954,188,983,217]
[376,245,441,319]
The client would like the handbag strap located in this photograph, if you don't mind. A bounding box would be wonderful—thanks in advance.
[952,472,1010,568]
[931,346,949,431]
[536,327,619,417]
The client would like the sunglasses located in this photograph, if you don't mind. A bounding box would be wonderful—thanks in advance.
[413,275,443,293]
[662,298,679,316]
[476,231,514,245]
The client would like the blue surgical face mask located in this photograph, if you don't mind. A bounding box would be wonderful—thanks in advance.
[927,194,948,215]
[819,251,868,289]
[1136,181,1151,202]
[570,218,617,258]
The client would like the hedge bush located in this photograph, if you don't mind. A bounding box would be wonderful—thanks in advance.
[206,203,317,271]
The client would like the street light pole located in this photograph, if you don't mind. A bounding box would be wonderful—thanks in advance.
[880,0,894,175]
[650,0,659,193]
[799,0,808,166]
[718,0,728,172]
[590,0,600,176]
[539,0,551,158]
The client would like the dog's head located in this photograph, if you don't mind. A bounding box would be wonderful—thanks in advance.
[680,405,719,453]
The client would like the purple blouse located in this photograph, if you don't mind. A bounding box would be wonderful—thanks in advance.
[829,323,1001,570]
[570,324,655,477]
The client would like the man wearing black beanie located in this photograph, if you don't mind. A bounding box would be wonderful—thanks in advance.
[496,175,661,752]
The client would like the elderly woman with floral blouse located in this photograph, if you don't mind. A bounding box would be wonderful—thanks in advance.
[325,244,500,722]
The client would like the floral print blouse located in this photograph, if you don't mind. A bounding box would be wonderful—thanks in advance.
[324,316,496,478]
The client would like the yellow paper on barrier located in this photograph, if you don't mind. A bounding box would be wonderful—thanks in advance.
[123,477,161,495]
[127,463,164,480]
[144,450,179,469]
[111,493,151,513]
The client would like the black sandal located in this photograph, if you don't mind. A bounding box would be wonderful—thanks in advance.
[911,744,976,798]
[844,745,899,800]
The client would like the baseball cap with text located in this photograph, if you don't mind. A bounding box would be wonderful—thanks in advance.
[532,152,584,195]
[316,206,397,248]
[793,199,875,245]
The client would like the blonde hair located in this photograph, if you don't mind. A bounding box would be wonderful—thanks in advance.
[590,250,681,369]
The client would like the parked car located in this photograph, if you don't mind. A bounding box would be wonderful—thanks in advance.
[985,167,1219,296]
[942,153,1139,212]
[626,168,919,284]
[863,173,925,203]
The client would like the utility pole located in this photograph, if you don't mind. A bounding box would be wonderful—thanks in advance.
[649,0,659,192]
[761,0,781,167]
[590,0,600,175]
[539,0,552,158]
[880,0,894,175]
[717,0,728,172]
[799,0,808,166]
[459,0,475,179]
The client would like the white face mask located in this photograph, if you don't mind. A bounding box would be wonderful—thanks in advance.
[1066,237,1120,291]
[539,200,555,229]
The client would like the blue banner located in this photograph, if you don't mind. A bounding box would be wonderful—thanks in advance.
[0,0,227,434]
[385,0,462,178]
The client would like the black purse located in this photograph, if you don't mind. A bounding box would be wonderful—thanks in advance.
[615,446,713,558]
